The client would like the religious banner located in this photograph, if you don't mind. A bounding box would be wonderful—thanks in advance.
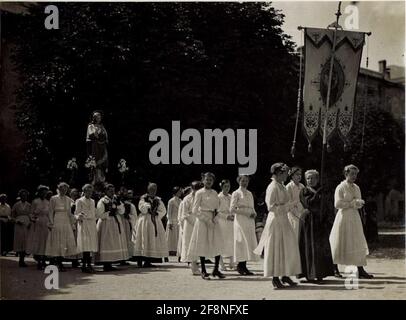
[302,27,365,149]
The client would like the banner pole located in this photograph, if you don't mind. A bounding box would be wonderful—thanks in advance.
[320,1,342,219]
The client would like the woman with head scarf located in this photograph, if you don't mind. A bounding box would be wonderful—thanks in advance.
[298,170,335,283]
[134,183,168,267]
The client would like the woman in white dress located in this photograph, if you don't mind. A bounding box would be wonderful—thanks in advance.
[329,164,373,279]
[231,175,258,275]
[254,163,301,289]
[134,183,168,267]
[286,166,305,242]
[187,172,225,280]
[217,180,235,271]
[11,189,31,267]
[26,185,50,270]
[166,187,182,256]
[121,189,138,260]
[180,181,202,275]
[75,184,98,273]
[95,184,129,271]
[45,182,78,271]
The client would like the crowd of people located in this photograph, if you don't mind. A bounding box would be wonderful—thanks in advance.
[0,162,374,289]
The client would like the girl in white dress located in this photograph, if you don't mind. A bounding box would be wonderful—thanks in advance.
[286,167,305,242]
[166,187,182,256]
[232,175,259,275]
[217,180,235,271]
[95,184,129,271]
[187,172,225,280]
[26,185,50,270]
[180,181,202,275]
[134,183,169,267]
[329,164,373,279]
[75,184,98,273]
[254,163,301,289]
[11,189,31,267]
[45,182,78,271]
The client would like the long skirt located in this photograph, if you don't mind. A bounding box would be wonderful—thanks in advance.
[180,218,196,262]
[329,208,369,266]
[288,211,302,242]
[187,219,223,259]
[166,223,179,253]
[254,212,301,277]
[13,216,31,252]
[45,212,77,257]
[0,219,14,254]
[218,218,234,257]
[234,215,258,262]
[26,216,49,255]
[299,213,334,279]
[120,216,135,257]
[177,225,183,257]
[77,219,98,253]
[133,214,168,258]
[95,216,129,262]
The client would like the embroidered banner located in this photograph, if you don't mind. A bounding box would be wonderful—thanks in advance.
[302,27,365,148]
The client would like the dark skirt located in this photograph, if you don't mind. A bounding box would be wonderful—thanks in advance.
[298,212,334,280]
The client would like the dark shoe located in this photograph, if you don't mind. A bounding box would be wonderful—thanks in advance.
[103,265,117,272]
[281,276,298,287]
[201,272,211,280]
[334,270,343,278]
[358,269,374,279]
[212,270,226,279]
[237,265,247,275]
[143,262,157,268]
[272,278,284,289]
[244,268,254,276]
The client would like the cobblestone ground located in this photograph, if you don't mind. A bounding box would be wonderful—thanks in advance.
[1,254,405,300]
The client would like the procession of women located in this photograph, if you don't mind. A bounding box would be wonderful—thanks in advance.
[0,161,374,290]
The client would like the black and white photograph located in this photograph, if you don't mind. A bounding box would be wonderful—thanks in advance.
[0,0,405,302]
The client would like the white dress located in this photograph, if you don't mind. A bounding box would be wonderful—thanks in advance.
[179,193,196,262]
[166,196,181,253]
[121,201,137,257]
[254,179,301,277]
[231,188,259,262]
[217,192,234,257]
[133,194,168,258]
[286,181,305,242]
[26,198,49,255]
[11,201,31,252]
[187,188,222,259]
[75,196,98,253]
[45,196,78,257]
[95,196,129,262]
[329,181,369,266]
